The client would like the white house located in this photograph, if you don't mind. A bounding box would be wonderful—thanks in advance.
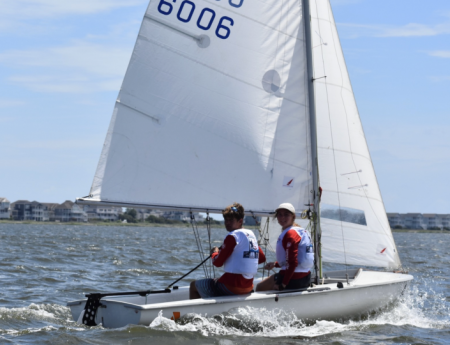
[0,197,11,219]
[387,213,450,230]
[83,205,122,221]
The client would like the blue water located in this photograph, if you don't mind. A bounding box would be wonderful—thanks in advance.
[0,224,449,344]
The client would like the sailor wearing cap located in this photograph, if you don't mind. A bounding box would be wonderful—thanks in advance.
[256,203,313,291]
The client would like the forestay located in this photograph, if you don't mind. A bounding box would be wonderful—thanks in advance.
[79,0,314,216]
[263,0,401,270]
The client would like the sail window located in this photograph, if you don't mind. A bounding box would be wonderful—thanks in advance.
[262,70,281,93]
[321,204,367,226]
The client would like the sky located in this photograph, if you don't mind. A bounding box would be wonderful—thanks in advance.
[0,0,449,214]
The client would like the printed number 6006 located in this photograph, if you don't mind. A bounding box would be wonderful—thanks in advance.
[158,0,243,40]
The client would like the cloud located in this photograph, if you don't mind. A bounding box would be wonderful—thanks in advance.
[1,42,131,76]
[0,41,131,93]
[338,22,450,38]
[1,0,146,18]
[330,0,362,5]
[0,99,26,108]
[0,0,146,33]
[8,75,122,93]
[16,138,101,150]
[428,50,450,58]
[429,76,450,82]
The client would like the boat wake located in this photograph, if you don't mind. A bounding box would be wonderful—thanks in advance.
[146,285,450,338]
[0,303,83,340]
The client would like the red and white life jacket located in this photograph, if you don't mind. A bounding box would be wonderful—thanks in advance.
[276,226,314,273]
[223,229,259,279]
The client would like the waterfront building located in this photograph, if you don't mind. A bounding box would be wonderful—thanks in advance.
[10,200,88,222]
[11,200,52,221]
[387,213,450,230]
[82,205,122,222]
[441,215,450,230]
[135,208,153,221]
[161,211,204,222]
[0,198,11,219]
[54,201,88,222]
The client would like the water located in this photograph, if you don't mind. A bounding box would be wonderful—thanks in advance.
[0,223,449,344]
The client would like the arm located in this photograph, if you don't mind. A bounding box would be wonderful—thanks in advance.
[258,247,266,264]
[211,235,237,267]
[281,230,301,287]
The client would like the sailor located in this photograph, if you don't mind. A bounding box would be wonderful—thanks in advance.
[189,202,266,299]
[256,203,313,291]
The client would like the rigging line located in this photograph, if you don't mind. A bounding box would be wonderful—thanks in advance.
[259,217,270,278]
[190,212,208,278]
[313,0,348,272]
[250,211,260,227]
[326,1,399,265]
[206,212,215,278]
[206,212,211,277]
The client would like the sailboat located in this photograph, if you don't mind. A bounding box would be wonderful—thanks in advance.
[67,0,413,328]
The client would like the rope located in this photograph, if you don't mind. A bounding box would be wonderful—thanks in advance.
[257,217,270,278]
[302,206,321,282]
[190,211,209,278]
[250,211,260,227]
[206,212,215,278]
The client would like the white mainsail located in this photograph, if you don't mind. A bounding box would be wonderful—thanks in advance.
[81,0,314,216]
[265,0,401,269]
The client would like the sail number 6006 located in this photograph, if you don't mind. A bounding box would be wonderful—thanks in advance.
[158,0,238,40]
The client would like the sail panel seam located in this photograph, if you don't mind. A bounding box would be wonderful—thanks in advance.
[320,188,382,203]
[318,146,371,161]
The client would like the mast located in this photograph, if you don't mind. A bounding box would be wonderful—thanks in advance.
[302,0,322,284]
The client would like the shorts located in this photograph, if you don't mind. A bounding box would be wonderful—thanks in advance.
[195,278,237,298]
[274,272,311,290]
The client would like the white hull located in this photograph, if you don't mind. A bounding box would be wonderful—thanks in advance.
[68,270,413,329]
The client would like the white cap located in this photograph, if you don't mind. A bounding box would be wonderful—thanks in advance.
[275,203,295,214]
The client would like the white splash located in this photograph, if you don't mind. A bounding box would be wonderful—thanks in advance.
[144,284,450,338]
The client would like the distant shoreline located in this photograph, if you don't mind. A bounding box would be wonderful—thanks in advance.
[0,220,448,233]
[0,220,226,229]
[392,229,450,233]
